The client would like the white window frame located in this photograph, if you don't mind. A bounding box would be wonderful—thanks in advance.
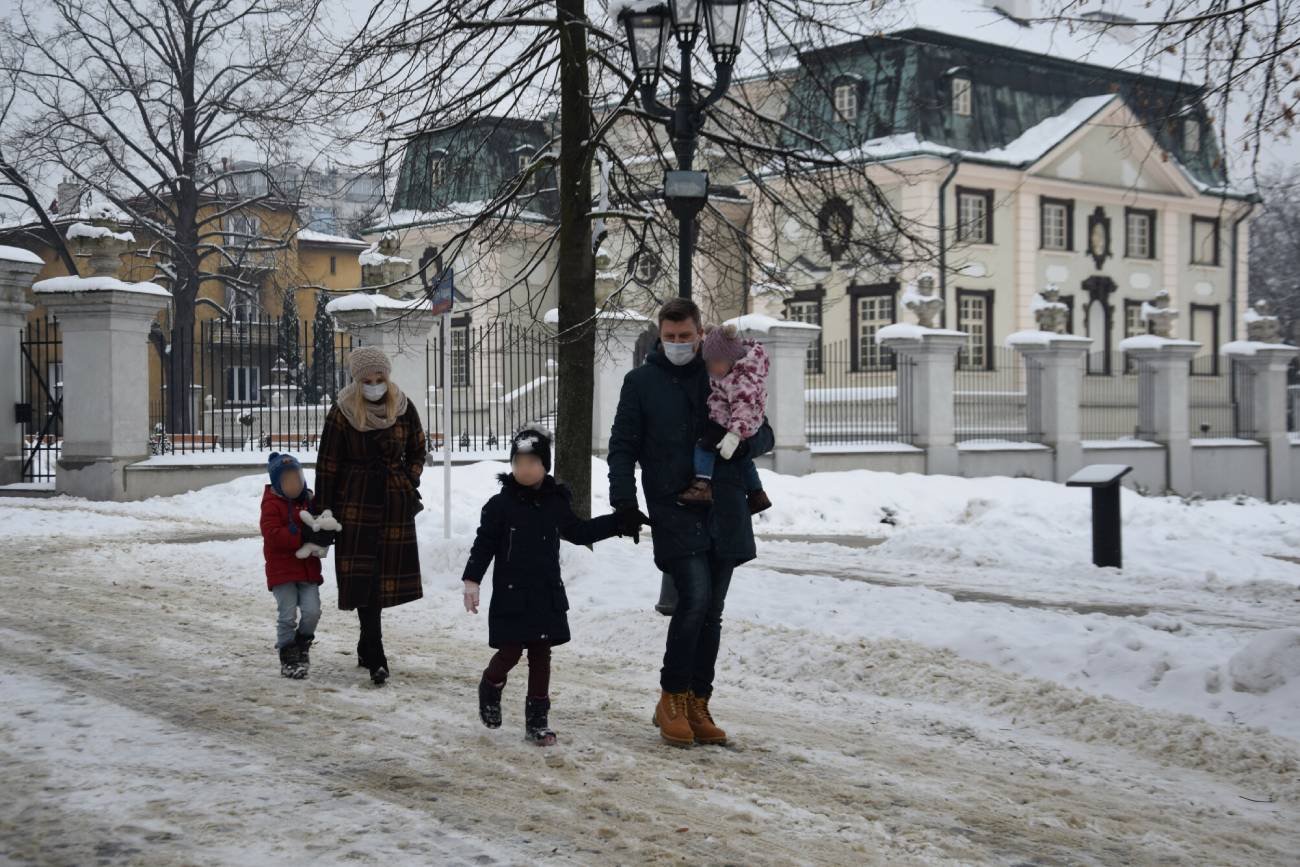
[1126,211,1153,259]
[226,366,261,405]
[450,325,470,388]
[833,83,858,122]
[1041,201,1069,251]
[957,191,990,244]
[856,294,894,371]
[957,292,990,370]
[787,299,822,373]
[1191,216,1220,266]
[952,77,972,117]
[1183,117,1201,154]
[430,156,446,189]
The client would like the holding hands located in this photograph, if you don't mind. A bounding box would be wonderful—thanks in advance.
[612,501,651,544]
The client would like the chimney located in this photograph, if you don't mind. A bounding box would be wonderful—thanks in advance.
[55,179,87,216]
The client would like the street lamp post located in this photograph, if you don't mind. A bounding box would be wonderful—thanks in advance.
[619,0,749,615]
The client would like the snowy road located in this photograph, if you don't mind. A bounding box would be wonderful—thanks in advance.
[2,479,1299,865]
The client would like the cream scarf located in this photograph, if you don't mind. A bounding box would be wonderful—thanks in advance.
[336,382,410,432]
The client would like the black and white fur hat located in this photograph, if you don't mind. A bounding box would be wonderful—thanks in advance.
[509,427,552,473]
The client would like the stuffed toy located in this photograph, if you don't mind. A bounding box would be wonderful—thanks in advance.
[295,509,342,559]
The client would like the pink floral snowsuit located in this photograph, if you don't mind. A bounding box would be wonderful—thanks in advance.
[707,340,770,438]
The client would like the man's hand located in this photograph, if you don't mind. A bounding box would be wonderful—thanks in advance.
[463,580,480,614]
[613,501,650,544]
[717,431,742,460]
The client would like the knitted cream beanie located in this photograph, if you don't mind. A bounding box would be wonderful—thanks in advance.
[348,346,391,381]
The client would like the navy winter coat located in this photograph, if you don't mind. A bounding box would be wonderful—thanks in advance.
[462,474,622,648]
[607,346,774,571]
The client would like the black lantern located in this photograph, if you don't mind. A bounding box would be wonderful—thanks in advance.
[667,0,702,41]
[704,0,747,66]
[620,5,671,86]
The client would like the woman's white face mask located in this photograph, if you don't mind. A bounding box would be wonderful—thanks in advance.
[362,382,388,402]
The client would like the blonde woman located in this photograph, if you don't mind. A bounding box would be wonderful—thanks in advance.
[313,347,427,684]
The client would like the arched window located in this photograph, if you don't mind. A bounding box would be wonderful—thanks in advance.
[952,76,972,116]
[832,79,858,123]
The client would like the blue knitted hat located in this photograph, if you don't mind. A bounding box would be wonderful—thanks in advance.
[268,452,306,499]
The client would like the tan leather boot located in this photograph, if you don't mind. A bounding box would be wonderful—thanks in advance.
[653,690,695,746]
[686,691,728,745]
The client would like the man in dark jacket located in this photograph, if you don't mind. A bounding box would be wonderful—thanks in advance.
[607,298,774,747]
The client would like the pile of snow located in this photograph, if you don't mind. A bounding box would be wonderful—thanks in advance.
[874,322,965,343]
[1221,340,1298,357]
[1004,329,1090,348]
[0,244,44,265]
[297,228,366,246]
[325,292,431,315]
[66,222,135,243]
[1229,629,1300,694]
[33,275,170,297]
[727,313,819,333]
[1118,334,1199,352]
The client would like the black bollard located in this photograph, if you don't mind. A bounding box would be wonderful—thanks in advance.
[1066,464,1133,569]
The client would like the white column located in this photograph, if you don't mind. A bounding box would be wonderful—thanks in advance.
[1014,335,1093,482]
[35,283,171,500]
[1125,339,1201,495]
[591,312,653,455]
[1226,344,1299,501]
[328,297,439,435]
[880,331,966,476]
[733,317,821,475]
[0,251,41,485]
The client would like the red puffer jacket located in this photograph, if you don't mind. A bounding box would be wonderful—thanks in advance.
[260,485,324,590]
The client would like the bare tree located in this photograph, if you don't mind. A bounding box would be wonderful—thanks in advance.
[325,0,930,515]
[2,0,328,431]
[1248,165,1300,343]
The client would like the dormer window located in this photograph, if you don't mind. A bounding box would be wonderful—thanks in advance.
[833,82,858,123]
[952,76,972,117]
[1183,116,1201,154]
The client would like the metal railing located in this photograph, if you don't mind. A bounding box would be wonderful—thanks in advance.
[804,338,911,445]
[1188,354,1248,439]
[1081,351,1145,441]
[151,318,353,454]
[954,347,1039,443]
[18,316,63,483]
[424,321,558,456]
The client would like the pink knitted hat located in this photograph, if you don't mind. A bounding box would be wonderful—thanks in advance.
[701,324,747,363]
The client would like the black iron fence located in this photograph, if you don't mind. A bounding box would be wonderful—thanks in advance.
[804,338,911,445]
[151,318,353,454]
[1188,354,1249,439]
[424,321,558,455]
[1081,351,1146,441]
[954,347,1039,443]
[18,316,62,483]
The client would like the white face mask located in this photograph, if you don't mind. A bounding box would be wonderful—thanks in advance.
[362,382,388,401]
[662,340,698,366]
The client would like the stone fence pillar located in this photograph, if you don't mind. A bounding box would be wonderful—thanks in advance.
[591,312,653,455]
[35,279,171,499]
[1123,337,1200,495]
[731,315,821,475]
[0,248,42,485]
[327,294,439,437]
[880,328,966,476]
[1010,333,1093,482]
[1224,342,1299,501]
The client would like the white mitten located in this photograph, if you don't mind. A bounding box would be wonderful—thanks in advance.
[718,431,741,460]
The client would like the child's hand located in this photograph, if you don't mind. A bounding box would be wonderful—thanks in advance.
[463,580,480,614]
[717,431,741,460]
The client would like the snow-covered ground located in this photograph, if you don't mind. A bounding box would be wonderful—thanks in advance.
[2,462,1298,864]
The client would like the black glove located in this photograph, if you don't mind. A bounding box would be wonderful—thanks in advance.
[697,420,728,450]
[612,501,650,544]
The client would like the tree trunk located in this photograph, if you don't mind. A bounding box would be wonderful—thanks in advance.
[554,0,595,518]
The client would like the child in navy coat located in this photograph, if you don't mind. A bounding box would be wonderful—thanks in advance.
[461,429,646,745]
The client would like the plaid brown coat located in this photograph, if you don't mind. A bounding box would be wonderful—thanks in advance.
[313,402,427,610]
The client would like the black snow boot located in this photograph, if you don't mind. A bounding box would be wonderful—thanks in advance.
[525,697,556,746]
[295,633,314,678]
[279,645,304,679]
[479,677,504,729]
[356,639,366,669]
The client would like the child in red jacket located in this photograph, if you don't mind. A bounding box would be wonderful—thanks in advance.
[261,453,327,679]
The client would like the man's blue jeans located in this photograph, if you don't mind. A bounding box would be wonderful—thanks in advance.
[661,552,734,696]
[272,582,321,649]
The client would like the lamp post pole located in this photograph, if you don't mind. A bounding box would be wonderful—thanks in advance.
[620,0,748,616]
